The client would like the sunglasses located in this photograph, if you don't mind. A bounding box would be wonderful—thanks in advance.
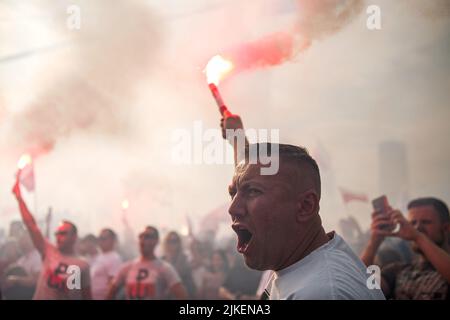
[54,231,69,236]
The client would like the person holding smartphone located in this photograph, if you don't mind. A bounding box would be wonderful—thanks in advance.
[360,197,450,300]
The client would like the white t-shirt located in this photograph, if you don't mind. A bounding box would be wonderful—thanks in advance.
[90,251,123,300]
[192,265,208,291]
[268,232,385,300]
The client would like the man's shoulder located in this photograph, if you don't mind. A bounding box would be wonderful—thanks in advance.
[281,271,384,300]
[121,258,139,270]
[306,236,384,299]
[156,258,178,272]
[322,234,370,273]
[274,234,385,300]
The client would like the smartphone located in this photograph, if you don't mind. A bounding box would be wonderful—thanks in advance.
[372,195,389,215]
[372,195,391,230]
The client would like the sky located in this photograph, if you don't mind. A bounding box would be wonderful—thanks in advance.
[0,0,449,241]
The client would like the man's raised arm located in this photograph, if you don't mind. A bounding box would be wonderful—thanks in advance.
[220,113,248,166]
[12,178,46,257]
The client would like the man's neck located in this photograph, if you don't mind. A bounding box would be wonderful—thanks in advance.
[276,224,330,272]
[297,227,329,262]
[141,254,156,261]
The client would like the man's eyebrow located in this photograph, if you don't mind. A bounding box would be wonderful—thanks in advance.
[232,177,265,193]
[228,175,248,196]
[238,181,254,190]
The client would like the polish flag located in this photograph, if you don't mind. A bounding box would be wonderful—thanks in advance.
[17,154,35,192]
[339,187,368,204]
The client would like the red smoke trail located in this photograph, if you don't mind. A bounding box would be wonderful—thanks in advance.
[210,0,364,81]
[210,31,309,82]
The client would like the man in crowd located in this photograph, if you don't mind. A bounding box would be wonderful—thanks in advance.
[107,226,187,300]
[2,232,42,299]
[77,234,99,266]
[91,228,122,299]
[221,114,385,300]
[12,179,91,299]
[360,197,450,299]
[219,252,261,300]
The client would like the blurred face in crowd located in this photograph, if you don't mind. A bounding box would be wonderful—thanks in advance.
[19,233,34,253]
[211,251,226,272]
[164,232,181,258]
[77,237,98,256]
[228,160,320,271]
[189,240,204,264]
[139,227,159,257]
[55,222,77,253]
[98,229,115,253]
[408,205,449,253]
[1,240,20,263]
[9,221,24,239]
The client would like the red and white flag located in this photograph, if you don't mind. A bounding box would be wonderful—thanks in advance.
[339,187,368,205]
[20,164,35,192]
[17,154,35,192]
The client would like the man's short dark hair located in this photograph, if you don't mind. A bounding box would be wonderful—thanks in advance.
[144,226,159,240]
[102,228,117,241]
[62,220,78,236]
[407,197,450,224]
[82,234,98,244]
[244,143,321,198]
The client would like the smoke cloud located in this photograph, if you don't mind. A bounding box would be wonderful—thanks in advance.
[5,0,161,154]
[0,0,448,239]
[223,0,365,73]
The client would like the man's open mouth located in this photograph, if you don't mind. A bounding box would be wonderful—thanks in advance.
[233,224,253,254]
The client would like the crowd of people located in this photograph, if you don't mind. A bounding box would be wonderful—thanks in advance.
[0,180,263,300]
[0,114,449,300]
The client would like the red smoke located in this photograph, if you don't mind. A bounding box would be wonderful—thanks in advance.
[212,0,363,80]
[226,32,304,71]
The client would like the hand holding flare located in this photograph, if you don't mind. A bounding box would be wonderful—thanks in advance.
[13,154,32,199]
[205,55,247,166]
[17,153,32,173]
[12,175,21,200]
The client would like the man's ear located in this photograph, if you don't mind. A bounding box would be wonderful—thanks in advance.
[442,222,450,237]
[296,190,319,223]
